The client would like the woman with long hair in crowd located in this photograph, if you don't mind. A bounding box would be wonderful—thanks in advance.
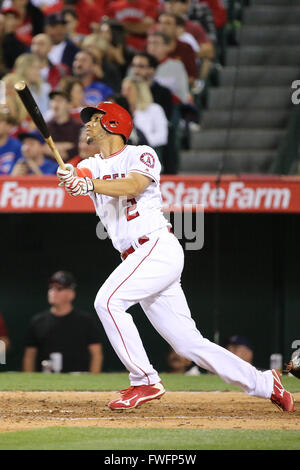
[121,76,168,155]
[14,52,51,115]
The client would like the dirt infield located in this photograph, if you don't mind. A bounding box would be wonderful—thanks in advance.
[0,391,299,432]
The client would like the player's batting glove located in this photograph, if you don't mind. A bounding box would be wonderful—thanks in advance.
[64,175,94,196]
[57,163,75,186]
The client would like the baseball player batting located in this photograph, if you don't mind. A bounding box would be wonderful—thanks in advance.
[57,101,294,412]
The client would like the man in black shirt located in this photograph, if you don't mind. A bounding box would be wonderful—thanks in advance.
[23,271,103,373]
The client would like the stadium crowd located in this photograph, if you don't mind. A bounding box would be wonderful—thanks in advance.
[0,0,237,176]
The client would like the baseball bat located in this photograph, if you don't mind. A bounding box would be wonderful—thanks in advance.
[14,81,66,170]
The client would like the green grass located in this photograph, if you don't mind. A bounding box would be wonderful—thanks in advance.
[0,428,299,450]
[0,372,299,392]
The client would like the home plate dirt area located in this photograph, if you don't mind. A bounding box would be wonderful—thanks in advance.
[0,391,299,432]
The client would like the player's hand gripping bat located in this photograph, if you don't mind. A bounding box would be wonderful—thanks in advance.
[14,81,66,170]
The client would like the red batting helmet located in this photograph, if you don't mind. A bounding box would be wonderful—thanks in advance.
[80,101,133,143]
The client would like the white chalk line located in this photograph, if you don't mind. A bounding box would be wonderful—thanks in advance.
[2,415,247,422]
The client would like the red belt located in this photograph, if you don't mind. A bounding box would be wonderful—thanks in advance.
[121,227,172,261]
[121,236,150,261]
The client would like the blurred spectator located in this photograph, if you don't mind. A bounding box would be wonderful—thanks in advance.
[187,0,217,44]
[31,33,70,89]
[11,130,58,175]
[0,313,10,352]
[72,50,114,106]
[130,52,174,121]
[23,270,103,373]
[202,0,227,65]
[44,0,105,36]
[81,34,122,93]
[121,76,168,152]
[105,0,159,52]
[58,75,85,121]
[3,0,45,46]
[158,11,199,84]
[46,90,82,162]
[0,8,28,70]
[62,7,85,46]
[225,335,254,364]
[130,52,180,174]
[167,348,201,375]
[147,31,190,105]
[0,112,22,175]
[146,31,192,173]
[14,53,51,116]
[108,93,149,146]
[68,127,100,166]
[14,53,51,114]
[165,1,214,80]
[96,18,135,79]
[0,73,31,130]
[202,0,227,30]
[45,12,79,70]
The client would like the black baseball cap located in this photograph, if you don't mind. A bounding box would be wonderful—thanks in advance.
[45,13,67,26]
[49,271,77,289]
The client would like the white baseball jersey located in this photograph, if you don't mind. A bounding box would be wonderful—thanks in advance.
[77,144,169,253]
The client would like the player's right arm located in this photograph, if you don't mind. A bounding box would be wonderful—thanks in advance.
[58,163,152,198]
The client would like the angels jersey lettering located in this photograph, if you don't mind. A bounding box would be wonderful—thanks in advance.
[77,145,169,252]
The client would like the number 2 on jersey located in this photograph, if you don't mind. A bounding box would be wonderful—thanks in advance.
[126,198,140,221]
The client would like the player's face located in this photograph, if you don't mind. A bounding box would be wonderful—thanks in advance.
[85,112,107,144]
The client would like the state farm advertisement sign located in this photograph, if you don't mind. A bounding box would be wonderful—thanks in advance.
[0,175,300,213]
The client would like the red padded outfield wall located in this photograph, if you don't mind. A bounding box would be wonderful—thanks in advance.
[0,175,300,213]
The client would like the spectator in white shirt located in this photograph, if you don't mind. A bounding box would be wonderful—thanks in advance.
[121,76,168,152]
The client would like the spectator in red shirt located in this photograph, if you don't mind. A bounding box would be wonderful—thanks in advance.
[10,0,44,46]
[202,0,226,30]
[157,11,199,85]
[164,0,214,60]
[105,0,159,51]
[31,33,70,89]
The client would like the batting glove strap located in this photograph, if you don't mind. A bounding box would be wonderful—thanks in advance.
[64,176,94,196]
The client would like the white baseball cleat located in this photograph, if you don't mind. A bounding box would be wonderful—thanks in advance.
[108,382,165,410]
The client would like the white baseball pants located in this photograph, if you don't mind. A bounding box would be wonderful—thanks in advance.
[94,227,273,399]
